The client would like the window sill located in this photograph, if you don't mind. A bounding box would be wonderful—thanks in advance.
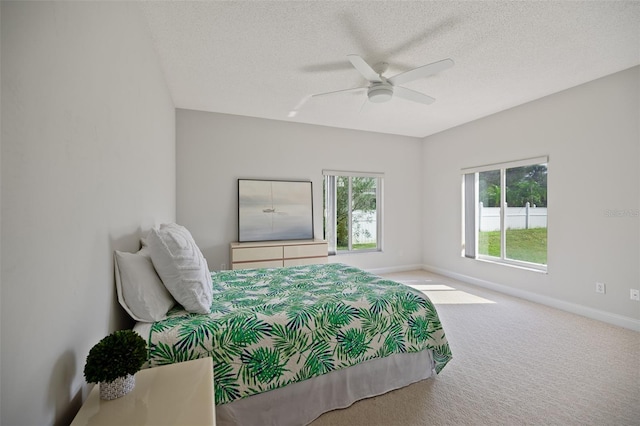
[468,256,548,274]
[331,249,382,256]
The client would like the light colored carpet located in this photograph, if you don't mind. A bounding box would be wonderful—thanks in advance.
[310,270,640,426]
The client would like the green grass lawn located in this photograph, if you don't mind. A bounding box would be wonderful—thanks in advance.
[337,242,377,251]
[478,227,547,264]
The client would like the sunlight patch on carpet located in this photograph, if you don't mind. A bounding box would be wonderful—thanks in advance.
[401,280,496,305]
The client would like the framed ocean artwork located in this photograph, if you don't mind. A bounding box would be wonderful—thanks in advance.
[238,179,314,242]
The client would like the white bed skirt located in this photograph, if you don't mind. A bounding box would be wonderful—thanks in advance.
[216,349,435,426]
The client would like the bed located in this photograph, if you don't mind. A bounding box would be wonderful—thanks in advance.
[133,262,452,426]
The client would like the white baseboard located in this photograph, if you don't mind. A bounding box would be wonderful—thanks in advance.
[422,264,640,332]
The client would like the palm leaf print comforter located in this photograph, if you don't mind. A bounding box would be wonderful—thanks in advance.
[147,263,451,405]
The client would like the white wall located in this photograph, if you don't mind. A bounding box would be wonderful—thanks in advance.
[1,3,175,425]
[422,66,640,327]
[0,5,3,422]
[176,109,423,272]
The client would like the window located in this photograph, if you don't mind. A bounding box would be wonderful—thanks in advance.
[323,170,383,254]
[462,157,548,271]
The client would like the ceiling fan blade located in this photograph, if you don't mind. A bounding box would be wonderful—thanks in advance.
[311,86,367,98]
[394,86,436,105]
[288,95,313,117]
[347,54,382,83]
[388,58,454,86]
[300,61,352,73]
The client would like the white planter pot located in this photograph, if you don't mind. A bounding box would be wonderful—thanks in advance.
[99,374,135,400]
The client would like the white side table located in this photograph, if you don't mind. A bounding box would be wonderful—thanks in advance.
[71,357,215,426]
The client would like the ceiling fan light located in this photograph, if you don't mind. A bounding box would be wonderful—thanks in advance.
[368,86,393,103]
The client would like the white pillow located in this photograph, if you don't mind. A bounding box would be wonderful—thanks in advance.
[146,223,212,314]
[114,250,175,322]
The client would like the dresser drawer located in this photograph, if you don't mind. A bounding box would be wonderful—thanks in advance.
[284,243,328,259]
[232,246,283,262]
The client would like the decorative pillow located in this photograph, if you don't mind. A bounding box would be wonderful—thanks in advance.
[146,223,212,314]
[114,250,175,322]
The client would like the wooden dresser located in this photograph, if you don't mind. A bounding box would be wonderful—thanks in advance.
[230,240,328,270]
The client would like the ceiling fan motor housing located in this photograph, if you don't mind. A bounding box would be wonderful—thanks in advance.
[368,83,393,103]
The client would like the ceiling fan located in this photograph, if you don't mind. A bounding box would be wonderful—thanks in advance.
[311,54,454,105]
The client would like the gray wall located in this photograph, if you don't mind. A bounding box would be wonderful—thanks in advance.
[422,66,639,328]
[176,110,424,272]
[1,3,176,425]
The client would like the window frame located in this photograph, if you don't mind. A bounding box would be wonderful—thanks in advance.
[461,156,548,272]
[323,170,384,254]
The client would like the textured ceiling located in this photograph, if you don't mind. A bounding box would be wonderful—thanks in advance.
[138,1,640,138]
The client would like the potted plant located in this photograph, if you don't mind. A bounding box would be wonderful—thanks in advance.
[84,329,148,400]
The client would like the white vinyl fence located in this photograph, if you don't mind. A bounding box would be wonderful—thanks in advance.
[479,202,547,232]
[352,210,377,244]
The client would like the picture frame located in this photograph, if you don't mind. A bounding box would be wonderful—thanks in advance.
[238,179,314,242]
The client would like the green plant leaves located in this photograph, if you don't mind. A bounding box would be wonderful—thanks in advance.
[84,330,147,383]
[271,323,308,362]
[225,315,272,347]
[336,328,371,361]
[304,339,335,375]
[407,315,433,344]
[240,347,287,386]
[214,362,241,402]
